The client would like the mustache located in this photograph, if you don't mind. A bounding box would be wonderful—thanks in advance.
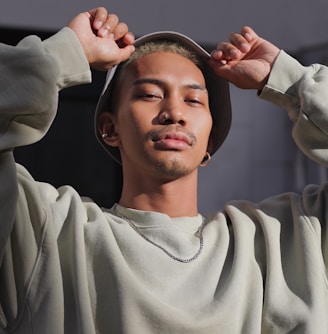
[148,125,197,146]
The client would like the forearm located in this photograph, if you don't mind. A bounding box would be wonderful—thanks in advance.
[260,50,328,166]
[0,27,91,151]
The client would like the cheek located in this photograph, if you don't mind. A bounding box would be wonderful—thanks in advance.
[195,114,213,146]
[116,111,151,147]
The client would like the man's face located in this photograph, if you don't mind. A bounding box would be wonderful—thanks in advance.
[106,51,212,181]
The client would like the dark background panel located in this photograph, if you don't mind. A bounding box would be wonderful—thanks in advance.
[1,26,123,208]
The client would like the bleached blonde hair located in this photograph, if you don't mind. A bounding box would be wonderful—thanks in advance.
[121,40,201,68]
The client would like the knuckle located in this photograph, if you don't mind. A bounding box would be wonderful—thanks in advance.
[114,22,128,37]
[108,13,119,25]
[229,32,237,40]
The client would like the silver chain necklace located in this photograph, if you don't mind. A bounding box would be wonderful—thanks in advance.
[112,205,206,263]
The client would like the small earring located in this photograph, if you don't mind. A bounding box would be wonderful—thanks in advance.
[199,152,211,167]
[102,133,108,139]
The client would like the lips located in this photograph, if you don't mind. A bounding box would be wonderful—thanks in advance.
[158,131,192,144]
[151,129,196,150]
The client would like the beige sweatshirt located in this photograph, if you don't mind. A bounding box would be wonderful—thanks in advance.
[1,28,328,334]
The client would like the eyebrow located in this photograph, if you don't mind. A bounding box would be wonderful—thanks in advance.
[132,78,207,91]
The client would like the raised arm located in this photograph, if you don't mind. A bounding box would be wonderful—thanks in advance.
[210,26,328,166]
[0,9,135,330]
[0,7,135,151]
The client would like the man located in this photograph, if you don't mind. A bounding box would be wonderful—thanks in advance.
[1,6,328,334]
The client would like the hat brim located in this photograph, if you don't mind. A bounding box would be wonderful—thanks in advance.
[95,31,232,164]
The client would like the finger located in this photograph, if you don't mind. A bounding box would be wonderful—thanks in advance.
[208,56,228,68]
[229,32,250,53]
[122,31,135,45]
[240,26,258,42]
[111,22,130,41]
[211,42,241,61]
[210,49,228,65]
[99,44,136,71]
[118,44,136,62]
[116,32,135,48]
[90,7,108,30]
[98,14,119,37]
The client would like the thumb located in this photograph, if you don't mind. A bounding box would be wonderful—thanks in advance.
[208,58,234,80]
[117,44,135,63]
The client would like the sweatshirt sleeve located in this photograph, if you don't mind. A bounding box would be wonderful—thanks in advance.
[0,28,91,330]
[260,50,328,167]
[0,27,91,151]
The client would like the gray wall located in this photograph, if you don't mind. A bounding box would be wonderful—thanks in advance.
[1,0,327,50]
[2,0,328,212]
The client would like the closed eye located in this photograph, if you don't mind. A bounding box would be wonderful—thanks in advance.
[184,86,208,107]
[136,93,162,101]
[184,95,207,107]
[185,98,201,104]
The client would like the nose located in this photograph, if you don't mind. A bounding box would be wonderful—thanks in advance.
[158,97,187,126]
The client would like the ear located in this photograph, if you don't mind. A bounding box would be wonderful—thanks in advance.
[98,112,121,147]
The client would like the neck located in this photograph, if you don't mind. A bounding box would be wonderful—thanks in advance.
[118,170,199,218]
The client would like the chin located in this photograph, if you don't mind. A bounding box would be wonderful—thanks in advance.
[152,158,196,181]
